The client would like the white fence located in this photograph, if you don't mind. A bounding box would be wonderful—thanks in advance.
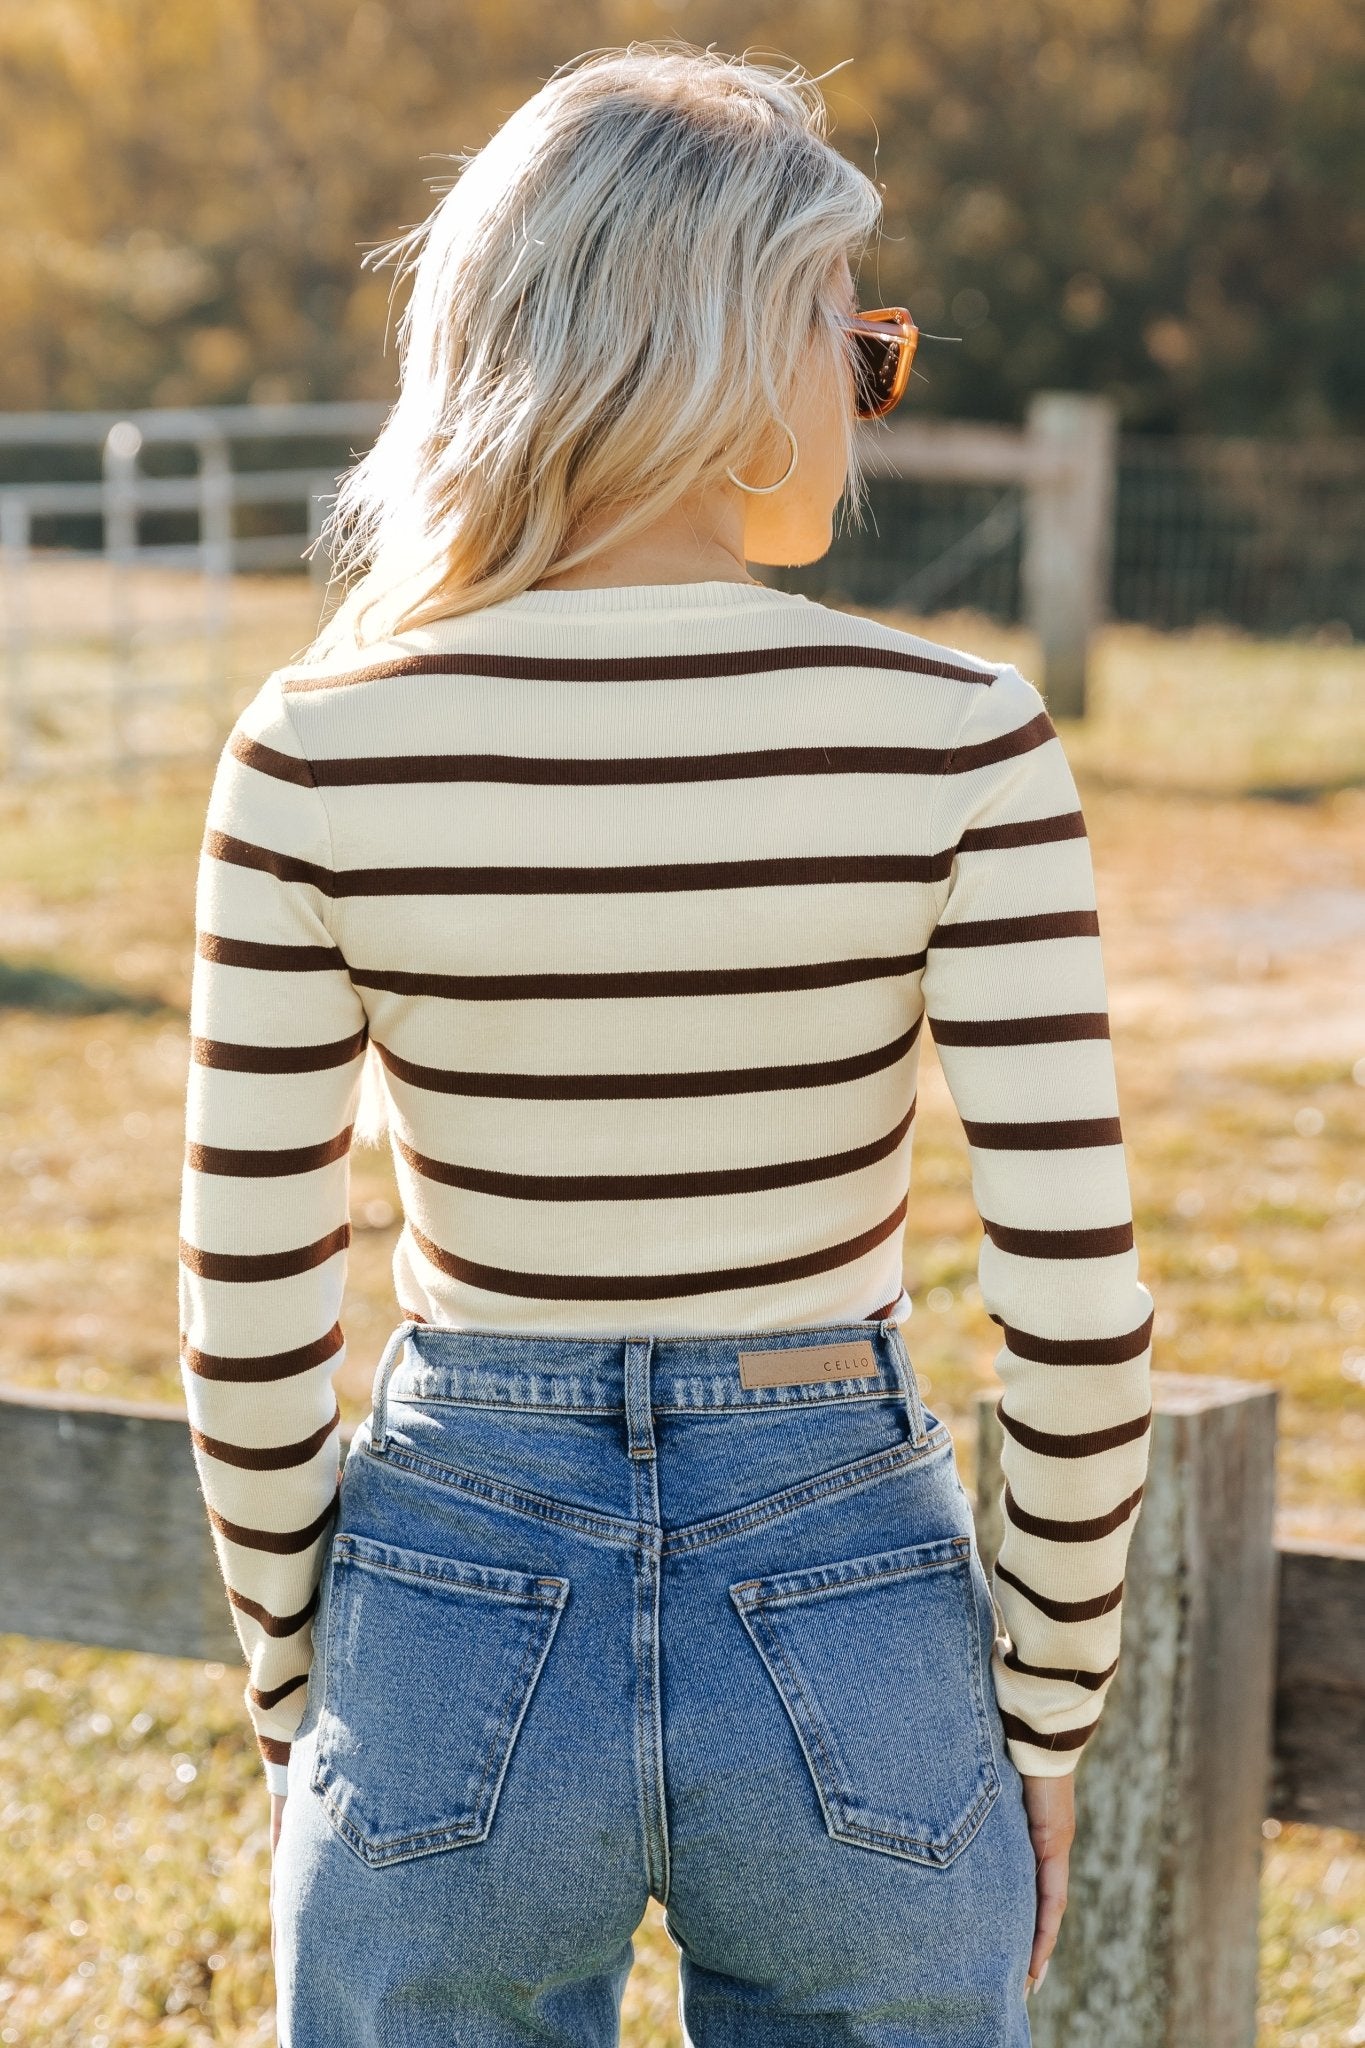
[0,392,1113,781]
[0,400,384,781]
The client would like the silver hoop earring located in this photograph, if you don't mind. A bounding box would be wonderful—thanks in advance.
[726,420,799,495]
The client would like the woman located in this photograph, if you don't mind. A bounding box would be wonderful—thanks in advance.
[179,41,1154,2045]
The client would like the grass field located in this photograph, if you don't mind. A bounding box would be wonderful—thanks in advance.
[0,568,1362,2044]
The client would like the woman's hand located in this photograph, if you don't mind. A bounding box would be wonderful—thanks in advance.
[1020,1771,1075,1995]
[269,1793,287,1962]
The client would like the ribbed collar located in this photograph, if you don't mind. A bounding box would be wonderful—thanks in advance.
[481,579,811,616]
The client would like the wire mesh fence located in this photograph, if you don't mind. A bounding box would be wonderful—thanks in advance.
[777,433,1365,643]
[774,475,1025,621]
[1114,438,1365,639]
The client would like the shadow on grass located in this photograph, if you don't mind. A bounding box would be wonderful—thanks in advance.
[0,959,176,1016]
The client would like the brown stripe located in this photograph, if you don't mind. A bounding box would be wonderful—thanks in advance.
[249,1671,311,1712]
[929,909,1101,949]
[929,1012,1110,1047]
[192,1028,367,1075]
[191,1405,341,1472]
[229,1585,320,1639]
[956,810,1087,856]
[395,1098,917,1201]
[981,1217,1135,1259]
[996,1398,1154,1459]
[998,1709,1097,1753]
[991,1307,1155,1366]
[1003,1479,1145,1543]
[213,836,960,898]
[350,949,929,1002]
[258,728,1050,790]
[994,1561,1126,1622]
[962,1115,1123,1151]
[230,732,316,787]
[278,644,1002,694]
[377,1017,922,1102]
[179,1224,350,1285]
[865,1295,904,1322]
[199,932,347,973]
[205,829,333,892]
[187,1129,355,1177]
[206,1496,338,1555]
[180,1324,345,1384]
[406,1193,909,1302]
[259,1735,292,1765]
[999,1646,1119,1691]
[948,708,1056,773]
[238,710,1050,793]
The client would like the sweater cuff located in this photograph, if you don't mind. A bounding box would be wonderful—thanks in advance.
[1005,1739,1082,1779]
[264,1757,292,1798]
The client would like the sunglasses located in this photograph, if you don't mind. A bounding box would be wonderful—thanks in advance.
[839,306,920,420]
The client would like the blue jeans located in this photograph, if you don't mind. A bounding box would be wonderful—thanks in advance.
[273,1318,1037,2045]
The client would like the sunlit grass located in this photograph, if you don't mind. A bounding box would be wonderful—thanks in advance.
[0,574,1362,2042]
[0,1640,687,2047]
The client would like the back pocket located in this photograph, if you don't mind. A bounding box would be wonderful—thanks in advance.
[729,1533,998,1868]
[311,1532,569,1867]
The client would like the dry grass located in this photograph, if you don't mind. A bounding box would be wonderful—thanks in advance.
[0,570,1362,2043]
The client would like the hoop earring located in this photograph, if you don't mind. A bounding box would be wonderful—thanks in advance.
[726,419,799,495]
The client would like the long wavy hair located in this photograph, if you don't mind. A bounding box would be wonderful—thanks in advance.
[300,40,883,660]
[303,40,884,1143]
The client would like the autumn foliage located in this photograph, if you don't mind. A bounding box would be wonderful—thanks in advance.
[0,0,1361,433]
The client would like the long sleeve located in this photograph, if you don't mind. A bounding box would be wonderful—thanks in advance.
[178,670,370,1796]
[920,663,1154,1778]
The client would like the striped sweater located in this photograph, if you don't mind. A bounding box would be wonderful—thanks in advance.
[178,577,1154,1796]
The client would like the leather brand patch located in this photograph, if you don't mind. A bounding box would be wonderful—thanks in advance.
[737,1338,880,1389]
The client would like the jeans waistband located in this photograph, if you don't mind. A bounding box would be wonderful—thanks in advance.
[367,1316,930,1459]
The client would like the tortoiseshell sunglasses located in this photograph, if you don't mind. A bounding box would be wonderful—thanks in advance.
[840,306,920,419]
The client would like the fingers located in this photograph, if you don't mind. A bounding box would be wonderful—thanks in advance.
[1028,1842,1069,1983]
[268,1790,287,1966]
[1018,1770,1076,1993]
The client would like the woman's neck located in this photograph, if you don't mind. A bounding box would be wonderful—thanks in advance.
[530,490,757,591]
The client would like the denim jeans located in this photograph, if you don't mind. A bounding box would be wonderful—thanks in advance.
[272,1317,1037,2045]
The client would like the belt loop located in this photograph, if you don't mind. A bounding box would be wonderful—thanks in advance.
[369,1318,420,1455]
[624,1337,656,1460]
[882,1319,928,1448]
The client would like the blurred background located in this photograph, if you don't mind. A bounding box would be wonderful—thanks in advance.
[0,4,1362,2043]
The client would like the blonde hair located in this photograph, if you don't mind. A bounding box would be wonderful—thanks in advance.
[301,39,883,660]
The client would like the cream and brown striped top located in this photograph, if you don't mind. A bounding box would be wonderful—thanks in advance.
[177,578,1154,1794]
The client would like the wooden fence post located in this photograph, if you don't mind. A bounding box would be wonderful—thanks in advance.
[975,1370,1279,2048]
[1021,391,1118,720]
